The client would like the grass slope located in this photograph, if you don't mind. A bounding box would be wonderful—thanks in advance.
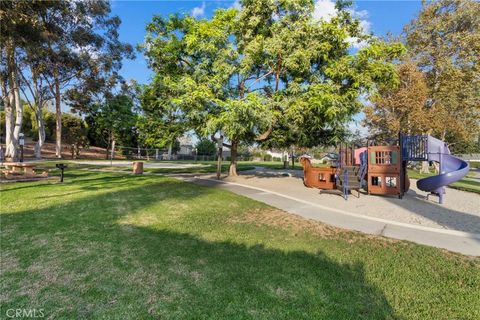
[1,171,479,319]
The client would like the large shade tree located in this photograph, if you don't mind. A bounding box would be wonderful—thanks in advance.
[1,0,133,159]
[363,62,432,142]
[404,0,480,151]
[141,0,404,175]
[0,0,49,159]
[40,0,134,158]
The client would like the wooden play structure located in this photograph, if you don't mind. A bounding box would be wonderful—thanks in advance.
[301,133,467,204]
[299,157,336,189]
[300,139,410,200]
[367,145,409,197]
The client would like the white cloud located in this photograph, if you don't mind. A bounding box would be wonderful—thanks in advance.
[313,0,371,49]
[313,0,337,22]
[346,12,371,49]
[191,2,206,18]
[350,9,371,34]
[231,0,241,10]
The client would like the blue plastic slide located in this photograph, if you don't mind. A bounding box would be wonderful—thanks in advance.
[416,136,470,203]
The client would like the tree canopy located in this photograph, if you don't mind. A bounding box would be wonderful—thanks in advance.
[0,0,133,159]
[404,0,480,151]
[363,62,431,142]
[141,0,404,175]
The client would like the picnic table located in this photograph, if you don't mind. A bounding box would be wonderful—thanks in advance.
[3,162,36,176]
[1,162,49,180]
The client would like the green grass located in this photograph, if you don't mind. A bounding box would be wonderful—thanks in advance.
[37,159,301,174]
[148,160,303,172]
[468,161,480,169]
[408,169,480,194]
[1,170,479,319]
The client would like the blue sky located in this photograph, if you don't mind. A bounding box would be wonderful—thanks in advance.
[112,0,422,84]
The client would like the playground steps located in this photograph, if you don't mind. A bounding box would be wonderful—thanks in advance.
[337,166,361,190]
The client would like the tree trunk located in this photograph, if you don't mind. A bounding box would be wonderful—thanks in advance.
[111,138,116,160]
[32,69,46,159]
[167,142,172,160]
[229,140,238,176]
[12,69,22,148]
[34,108,46,159]
[2,77,15,159]
[420,161,430,174]
[54,65,62,158]
[5,46,20,160]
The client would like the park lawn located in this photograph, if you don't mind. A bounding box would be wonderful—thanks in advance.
[1,171,479,319]
[36,159,301,174]
[142,162,256,174]
[146,160,303,173]
[407,169,480,194]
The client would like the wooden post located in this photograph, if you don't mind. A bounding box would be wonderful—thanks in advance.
[216,136,223,180]
[133,161,143,174]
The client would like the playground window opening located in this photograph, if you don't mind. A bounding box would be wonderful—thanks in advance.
[371,176,382,187]
[318,173,334,182]
[386,177,397,188]
[375,151,393,165]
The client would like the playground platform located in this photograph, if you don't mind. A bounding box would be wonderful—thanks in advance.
[182,170,480,256]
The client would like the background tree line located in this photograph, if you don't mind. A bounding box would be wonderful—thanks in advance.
[0,100,138,159]
[363,0,480,153]
[1,0,478,165]
[0,0,133,160]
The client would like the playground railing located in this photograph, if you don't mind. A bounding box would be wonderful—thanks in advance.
[401,135,428,161]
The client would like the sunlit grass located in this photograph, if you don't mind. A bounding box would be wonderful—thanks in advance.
[1,170,479,319]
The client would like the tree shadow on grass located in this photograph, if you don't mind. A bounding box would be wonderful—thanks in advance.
[0,170,149,193]
[1,176,397,319]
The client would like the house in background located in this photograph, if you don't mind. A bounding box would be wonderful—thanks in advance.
[178,144,193,156]
[318,152,338,165]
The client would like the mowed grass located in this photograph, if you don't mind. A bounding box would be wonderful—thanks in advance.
[37,159,301,174]
[1,170,479,319]
[141,160,302,174]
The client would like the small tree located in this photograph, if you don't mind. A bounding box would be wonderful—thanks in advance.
[195,138,216,156]
[94,94,137,158]
[61,114,88,159]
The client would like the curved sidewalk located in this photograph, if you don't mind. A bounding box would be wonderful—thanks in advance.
[185,176,480,256]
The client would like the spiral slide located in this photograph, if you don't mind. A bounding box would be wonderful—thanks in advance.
[416,136,470,203]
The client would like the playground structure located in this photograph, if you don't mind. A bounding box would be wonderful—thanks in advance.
[299,157,336,189]
[300,134,469,204]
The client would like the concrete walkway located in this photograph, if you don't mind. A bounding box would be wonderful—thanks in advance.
[79,166,480,256]
[179,175,480,256]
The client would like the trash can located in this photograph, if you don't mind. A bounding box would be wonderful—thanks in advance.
[133,161,144,174]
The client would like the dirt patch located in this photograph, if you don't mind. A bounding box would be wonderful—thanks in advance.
[228,208,399,245]
[228,208,338,237]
